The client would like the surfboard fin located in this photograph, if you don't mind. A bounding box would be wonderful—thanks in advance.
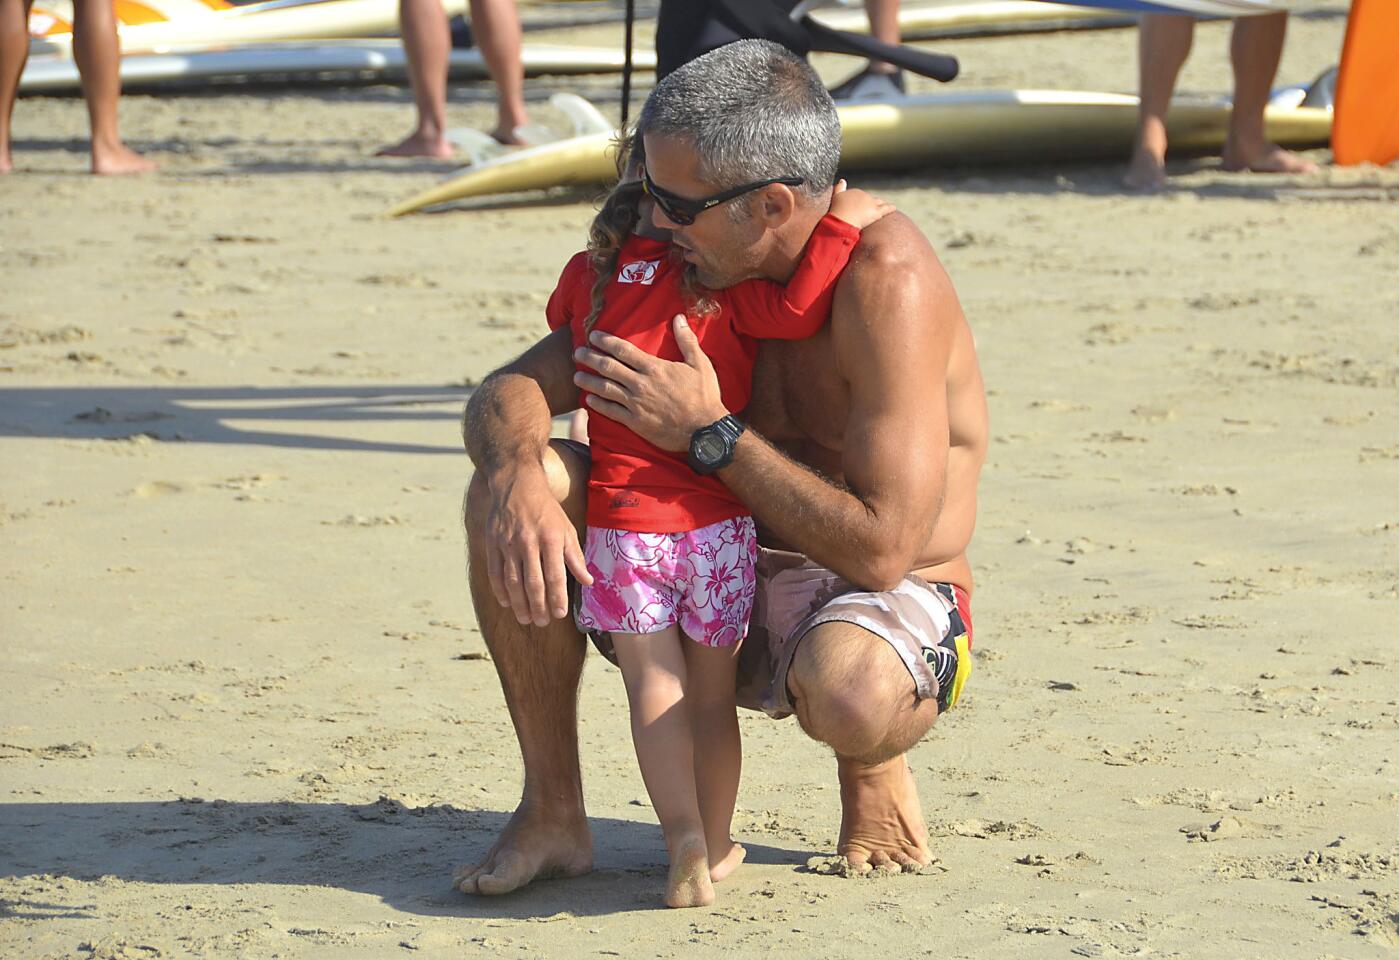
[445,127,511,167]
[550,93,615,137]
[1301,66,1337,111]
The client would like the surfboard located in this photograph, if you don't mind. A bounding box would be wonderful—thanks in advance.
[29,0,467,55]
[28,0,230,39]
[1332,0,1399,167]
[18,40,657,93]
[812,0,1278,39]
[385,89,1331,216]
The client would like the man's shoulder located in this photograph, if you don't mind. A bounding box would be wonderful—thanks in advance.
[846,210,938,274]
[831,211,957,335]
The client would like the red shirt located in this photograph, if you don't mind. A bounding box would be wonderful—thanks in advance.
[546,214,859,532]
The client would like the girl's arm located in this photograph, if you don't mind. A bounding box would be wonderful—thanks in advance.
[728,188,893,340]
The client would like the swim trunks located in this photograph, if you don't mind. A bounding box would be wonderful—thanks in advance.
[583,544,972,718]
[730,549,973,719]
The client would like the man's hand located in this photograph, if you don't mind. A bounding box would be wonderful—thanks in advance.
[479,467,592,628]
[572,316,729,452]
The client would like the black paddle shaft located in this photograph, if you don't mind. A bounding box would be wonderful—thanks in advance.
[711,0,960,83]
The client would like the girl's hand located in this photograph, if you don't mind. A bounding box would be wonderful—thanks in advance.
[828,180,894,230]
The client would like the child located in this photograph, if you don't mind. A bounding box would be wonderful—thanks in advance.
[545,136,889,908]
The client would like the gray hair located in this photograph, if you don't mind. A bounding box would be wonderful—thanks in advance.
[638,39,842,216]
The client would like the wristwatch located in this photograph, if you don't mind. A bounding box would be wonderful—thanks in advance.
[687,415,745,475]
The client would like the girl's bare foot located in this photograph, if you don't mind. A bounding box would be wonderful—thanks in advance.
[708,840,746,883]
[665,836,714,908]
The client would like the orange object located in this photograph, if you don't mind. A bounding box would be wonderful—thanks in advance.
[1333,0,1399,166]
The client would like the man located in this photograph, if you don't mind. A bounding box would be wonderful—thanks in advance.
[1125,11,1317,190]
[1,0,154,174]
[455,39,987,893]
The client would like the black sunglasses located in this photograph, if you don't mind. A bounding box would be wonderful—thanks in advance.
[642,168,805,226]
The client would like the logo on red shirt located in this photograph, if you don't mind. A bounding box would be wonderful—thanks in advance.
[617,259,660,285]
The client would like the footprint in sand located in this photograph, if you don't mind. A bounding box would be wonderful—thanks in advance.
[131,481,184,498]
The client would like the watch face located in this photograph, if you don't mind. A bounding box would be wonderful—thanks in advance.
[695,431,728,464]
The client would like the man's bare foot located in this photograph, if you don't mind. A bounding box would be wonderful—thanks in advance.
[453,805,592,896]
[1123,145,1167,191]
[0,156,13,175]
[708,840,746,883]
[91,143,156,175]
[665,835,714,908]
[1221,140,1318,175]
[836,754,931,873]
[376,132,454,159]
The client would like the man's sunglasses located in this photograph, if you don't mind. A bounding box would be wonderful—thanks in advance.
[642,169,805,226]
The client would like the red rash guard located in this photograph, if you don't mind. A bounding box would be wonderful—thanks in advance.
[546,214,859,533]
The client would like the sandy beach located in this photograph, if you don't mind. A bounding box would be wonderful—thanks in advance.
[3,3,1398,957]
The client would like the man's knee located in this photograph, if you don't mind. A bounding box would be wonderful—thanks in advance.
[463,438,589,540]
[789,623,937,763]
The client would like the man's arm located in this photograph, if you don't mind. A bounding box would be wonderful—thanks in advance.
[720,232,951,588]
[573,219,954,590]
[464,327,592,626]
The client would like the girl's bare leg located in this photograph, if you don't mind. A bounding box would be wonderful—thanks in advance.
[683,638,745,883]
[611,628,714,908]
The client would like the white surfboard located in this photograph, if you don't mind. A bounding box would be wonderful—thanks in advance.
[29,0,468,56]
[19,40,657,93]
[386,88,1330,216]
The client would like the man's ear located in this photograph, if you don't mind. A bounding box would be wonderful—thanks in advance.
[756,183,797,228]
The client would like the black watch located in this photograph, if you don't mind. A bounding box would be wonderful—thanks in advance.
[687,415,745,475]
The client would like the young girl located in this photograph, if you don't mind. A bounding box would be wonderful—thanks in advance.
[545,135,889,908]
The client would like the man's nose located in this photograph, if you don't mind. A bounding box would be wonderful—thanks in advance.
[651,203,680,231]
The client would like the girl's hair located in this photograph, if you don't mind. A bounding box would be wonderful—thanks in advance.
[583,132,645,334]
[582,130,719,334]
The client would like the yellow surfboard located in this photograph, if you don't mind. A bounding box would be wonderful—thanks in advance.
[387,90,1332,216]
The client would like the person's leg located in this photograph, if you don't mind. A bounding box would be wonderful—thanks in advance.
[786,622,939,871]
[611,627,714,908]
[864,0,900,74]
[828,0,904,101]
[71,0,153,174]
[1222,12,1316,174]
[0,0,34,174]
[453,440,594,895]
[1125,13,1194,190]
[378,0,453,157]
[682,638,745,883]
[466,0,527,145]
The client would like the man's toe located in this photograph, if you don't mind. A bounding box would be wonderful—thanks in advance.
[475,851,531,895]
[455,865,487,894]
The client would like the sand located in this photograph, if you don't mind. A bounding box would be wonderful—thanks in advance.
[3,3,1398,957]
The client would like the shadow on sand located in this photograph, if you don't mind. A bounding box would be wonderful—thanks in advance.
[0,799,805,918]
[0,384,472,455]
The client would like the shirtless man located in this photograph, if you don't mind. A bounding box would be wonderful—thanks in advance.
[455,39,987,893]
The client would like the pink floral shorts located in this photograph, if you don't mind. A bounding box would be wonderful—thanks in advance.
[577,517,758,647]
